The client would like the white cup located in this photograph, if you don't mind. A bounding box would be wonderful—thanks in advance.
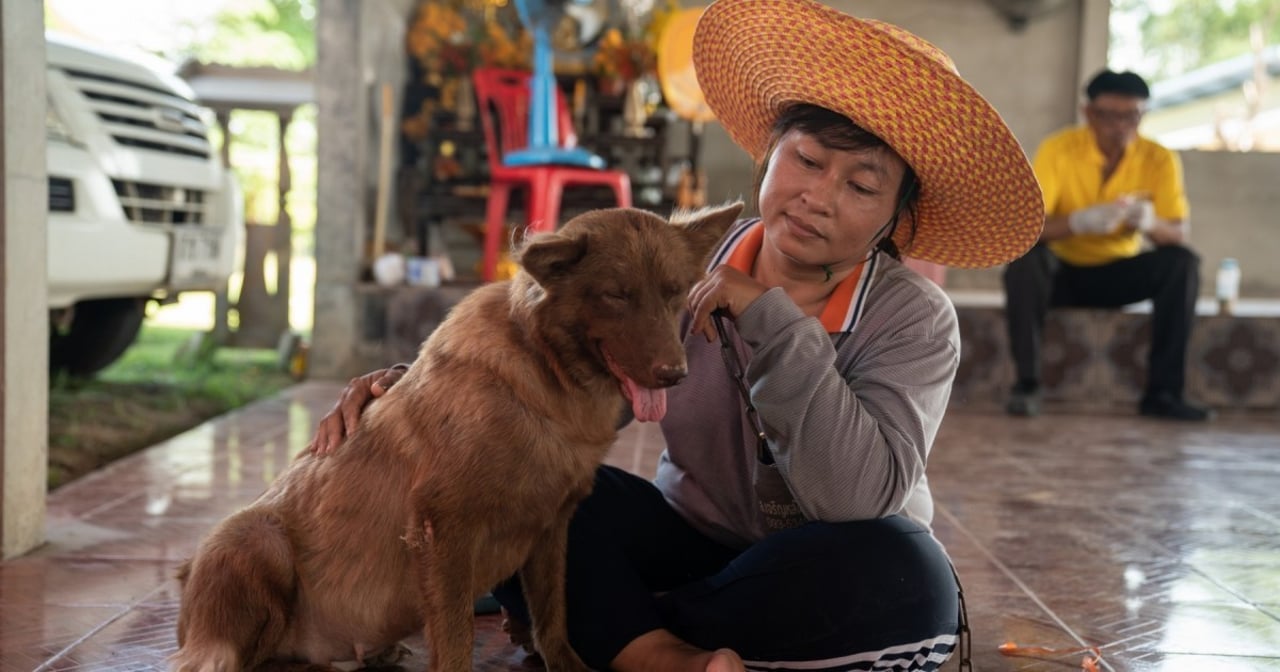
[372,253,405,287]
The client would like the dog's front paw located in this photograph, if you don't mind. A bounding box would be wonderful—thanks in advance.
[168,643,240,672]
[367,642,412,666]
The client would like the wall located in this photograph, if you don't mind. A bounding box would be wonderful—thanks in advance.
[1172,150,1280,297]
[945,150,1280,298]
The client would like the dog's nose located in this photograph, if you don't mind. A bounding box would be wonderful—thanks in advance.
[653,365,688,388]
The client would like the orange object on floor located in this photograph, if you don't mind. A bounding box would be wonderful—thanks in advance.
[998,640,1102,671]
[472,68,632,282]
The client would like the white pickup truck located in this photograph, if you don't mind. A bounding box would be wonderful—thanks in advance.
[45,34,243,376]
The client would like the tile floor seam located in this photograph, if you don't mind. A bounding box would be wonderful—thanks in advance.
[63,422,295,523]
[1088,504,1280,624]
[995,439,1280,625]
[1240,501,1280,529]
[30,581,170,672]
[931,505,1119,672]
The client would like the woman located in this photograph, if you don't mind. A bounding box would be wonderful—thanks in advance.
[310,1,1042,670]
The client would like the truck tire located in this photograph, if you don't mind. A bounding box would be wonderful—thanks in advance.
[49,298,147,377]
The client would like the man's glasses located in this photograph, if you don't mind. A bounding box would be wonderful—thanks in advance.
[1089,105,1145,125]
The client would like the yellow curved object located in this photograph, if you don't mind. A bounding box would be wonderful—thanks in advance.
[478,253,520,281]
[657,8,715,123]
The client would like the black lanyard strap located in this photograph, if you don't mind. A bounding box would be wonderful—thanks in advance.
[712,309,773,465]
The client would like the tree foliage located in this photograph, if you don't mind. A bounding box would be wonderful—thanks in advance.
[1112,0,1280,81]
[174,0,319,233]
[183,0,316,70]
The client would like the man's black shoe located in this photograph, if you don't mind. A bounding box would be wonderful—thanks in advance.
[1006,382,1041,417]
[1139,392,1215,421]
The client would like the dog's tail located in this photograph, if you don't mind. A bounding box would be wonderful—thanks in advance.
[171,508,296,672]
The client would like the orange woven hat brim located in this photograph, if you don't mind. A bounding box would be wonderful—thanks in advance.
[693,0,1044,269]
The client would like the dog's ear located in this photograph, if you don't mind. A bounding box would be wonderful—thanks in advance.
[518,232,589,285]
[670,201,744,263]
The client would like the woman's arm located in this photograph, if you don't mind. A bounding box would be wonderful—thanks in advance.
[735,272,958,520]
[305,364,409,455]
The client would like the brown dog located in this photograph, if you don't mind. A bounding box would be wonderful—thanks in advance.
[171,202,743,672]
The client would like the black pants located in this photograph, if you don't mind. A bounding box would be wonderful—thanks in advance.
[494,466,959,671]
[1003,243,1200,398]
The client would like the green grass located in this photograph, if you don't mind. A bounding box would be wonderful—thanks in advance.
[47,324,297,490]
[98,324,294,402]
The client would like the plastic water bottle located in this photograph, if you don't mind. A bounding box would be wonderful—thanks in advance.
[1215,257,1240,315]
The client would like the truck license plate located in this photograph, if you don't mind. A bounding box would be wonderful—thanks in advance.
[169,227,224,289]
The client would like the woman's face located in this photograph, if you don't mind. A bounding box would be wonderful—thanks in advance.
[757,129,909,272]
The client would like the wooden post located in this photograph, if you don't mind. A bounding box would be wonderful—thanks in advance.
[212,108,233,342]
[229,108,295,349]
[276,110,294,332]
[371,83,394,261]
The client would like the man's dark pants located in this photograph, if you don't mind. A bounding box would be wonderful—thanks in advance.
[1003,242,1200,399]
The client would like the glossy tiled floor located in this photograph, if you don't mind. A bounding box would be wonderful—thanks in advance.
[7,382,1278,671]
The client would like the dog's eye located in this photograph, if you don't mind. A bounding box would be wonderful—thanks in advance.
[602,291,628,304]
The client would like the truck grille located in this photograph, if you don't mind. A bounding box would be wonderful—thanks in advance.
[112,180,206,225]
[49,177,75,212]
[64,69,212,160]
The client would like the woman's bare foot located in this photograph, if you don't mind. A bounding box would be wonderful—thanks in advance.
[612,629,745,672]
[706,648,746,672]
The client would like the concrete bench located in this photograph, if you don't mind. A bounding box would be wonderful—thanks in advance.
[948,291,1280,412]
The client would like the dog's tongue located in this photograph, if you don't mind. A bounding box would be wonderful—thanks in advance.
[620,376,667,422]
[603,349,668,422]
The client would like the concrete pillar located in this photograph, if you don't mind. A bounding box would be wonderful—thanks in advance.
[311,0,367,379]
[1077,0,1111,98]
[2,0,49,559]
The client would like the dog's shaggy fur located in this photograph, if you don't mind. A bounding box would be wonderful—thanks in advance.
[171,203,743,672]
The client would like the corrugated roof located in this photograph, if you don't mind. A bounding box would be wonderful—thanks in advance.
[176,61,315,112]
[1149,45,1280,111]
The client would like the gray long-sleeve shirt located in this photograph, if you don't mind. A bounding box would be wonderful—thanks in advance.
[654,219,960,549]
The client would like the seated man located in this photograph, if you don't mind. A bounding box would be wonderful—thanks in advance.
[1003,69,1211,421]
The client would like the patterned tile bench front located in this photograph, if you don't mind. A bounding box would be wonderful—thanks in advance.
[952,303,1280,412]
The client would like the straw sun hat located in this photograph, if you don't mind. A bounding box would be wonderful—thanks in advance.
[693,0,1044,268]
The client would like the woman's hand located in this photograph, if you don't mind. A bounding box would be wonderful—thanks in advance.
[306,364,408,456]
[688,265,767,342]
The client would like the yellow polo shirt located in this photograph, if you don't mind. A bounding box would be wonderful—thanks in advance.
[1034,126,1189,266]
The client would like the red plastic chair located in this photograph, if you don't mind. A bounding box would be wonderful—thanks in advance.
[471,67,632,281]
[902,257,947,287]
